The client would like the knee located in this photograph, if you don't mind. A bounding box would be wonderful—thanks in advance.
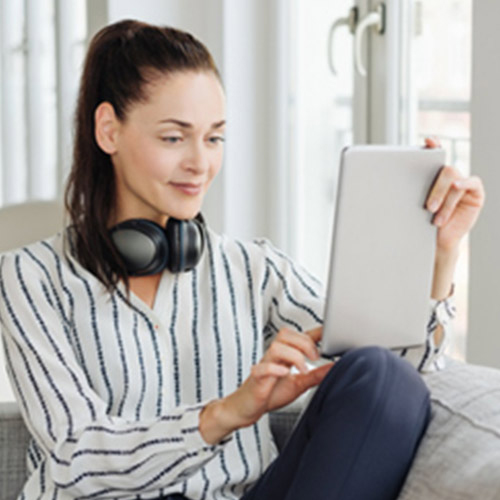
[321,346,430,412]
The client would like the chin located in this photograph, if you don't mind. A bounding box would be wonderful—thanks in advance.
[165,206,202,221]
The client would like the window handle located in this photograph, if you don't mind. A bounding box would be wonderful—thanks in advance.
[354,3,386,77]
[328,7,358,76]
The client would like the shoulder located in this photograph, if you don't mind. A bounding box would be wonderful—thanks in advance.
[0,232,65,285]
[204,227,275,270]
[204,227,324,294]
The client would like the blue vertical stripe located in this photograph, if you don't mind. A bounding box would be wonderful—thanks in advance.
[115,287,164,416]
[191,268,202,403]
[41,241,93,386]
[206,235,232,498]
[66,259,115,413]
[131,312,147,420]
[237,242,264,474]
[260,261,270,294]
[112,295,130,416]
[169,275,181,406]
[200,466,210,500]
[220,246,251,492]
[3,341,30,420]
[190,266,211,499]
[206,233,223,396]
[40,460,46,494]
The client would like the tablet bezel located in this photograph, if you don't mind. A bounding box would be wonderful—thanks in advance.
[320,145,445,357]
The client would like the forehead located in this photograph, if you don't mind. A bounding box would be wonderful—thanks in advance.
[127,71,226,125]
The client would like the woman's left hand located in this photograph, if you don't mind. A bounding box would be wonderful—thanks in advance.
[425,137,485,253]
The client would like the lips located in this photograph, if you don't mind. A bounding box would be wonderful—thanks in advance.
[170,182,203,195]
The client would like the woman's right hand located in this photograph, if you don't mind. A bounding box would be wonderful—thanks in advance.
[199,327,334,444]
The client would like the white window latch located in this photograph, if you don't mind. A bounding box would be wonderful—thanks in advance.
[328,7,359,76]
[355,3,386,77]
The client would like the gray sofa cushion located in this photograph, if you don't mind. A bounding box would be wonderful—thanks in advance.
[0,402,31,500]
[399,359,500,499]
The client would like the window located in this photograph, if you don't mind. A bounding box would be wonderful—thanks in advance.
[289,0,472,359]
[402,0,472,358]
[0,0,87,207]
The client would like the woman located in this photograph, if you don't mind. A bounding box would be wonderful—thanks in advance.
[0,20,484,500]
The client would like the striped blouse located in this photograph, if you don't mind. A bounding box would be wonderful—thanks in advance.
[0,226,455,500]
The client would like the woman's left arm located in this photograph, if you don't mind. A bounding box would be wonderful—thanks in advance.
[425,138,486,300]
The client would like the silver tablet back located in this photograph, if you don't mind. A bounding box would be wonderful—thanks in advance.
[321,145,445,357]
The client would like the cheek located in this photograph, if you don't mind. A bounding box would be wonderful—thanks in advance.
[128,142,176,180]
[209,151,224,179]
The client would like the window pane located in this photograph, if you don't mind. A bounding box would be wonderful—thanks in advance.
[403,0,472,359]
[290,0,354,281]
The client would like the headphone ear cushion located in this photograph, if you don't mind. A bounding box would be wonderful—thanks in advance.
[165,218,205,273]
[110,219,168,276]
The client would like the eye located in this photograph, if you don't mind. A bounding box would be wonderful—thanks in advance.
[161,136,182,144]
[208,136,225,144]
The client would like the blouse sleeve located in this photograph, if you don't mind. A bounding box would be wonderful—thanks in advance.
[401,291,457,373]
[0,252,230,499]
[254,238,325,346]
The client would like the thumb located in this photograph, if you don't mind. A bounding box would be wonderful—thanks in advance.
[297,362,334,392]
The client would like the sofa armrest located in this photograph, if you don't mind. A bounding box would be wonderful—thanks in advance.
[270,410,300,451]
[0,401,30,500]
[399,359,500,499]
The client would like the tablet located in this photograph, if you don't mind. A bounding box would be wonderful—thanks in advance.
[320,145,445,357]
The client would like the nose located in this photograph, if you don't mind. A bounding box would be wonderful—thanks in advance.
[181,140,211,174]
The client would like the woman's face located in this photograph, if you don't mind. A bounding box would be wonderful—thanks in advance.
[109,71,226,226]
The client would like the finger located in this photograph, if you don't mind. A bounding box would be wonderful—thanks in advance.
[426,166,461,213]
[433,183,465,227]
[452,176,486,204]
[264,341,310,373]
[306,326,323,345]
[424,136,441,149]
[251,362,290,380]
[274,328,320,361]
[294,363,334,392]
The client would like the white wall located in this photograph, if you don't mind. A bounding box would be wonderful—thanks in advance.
[467,0,500,368]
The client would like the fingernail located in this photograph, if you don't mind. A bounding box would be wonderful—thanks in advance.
[434,215,443,226]
[454,180,464,189]
[428,200,439,213]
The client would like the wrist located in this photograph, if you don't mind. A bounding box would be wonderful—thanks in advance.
[435,244,460,262]
[199,397,239,445]
[432,246,460,301]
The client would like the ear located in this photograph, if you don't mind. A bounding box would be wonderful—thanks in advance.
[94,102,120,154]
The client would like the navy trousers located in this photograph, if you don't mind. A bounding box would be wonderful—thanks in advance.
[160,346,430,500]
[241,346,430,500]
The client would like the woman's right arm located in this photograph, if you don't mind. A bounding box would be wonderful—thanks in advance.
[199,327,333,445]
[0,252,231,499]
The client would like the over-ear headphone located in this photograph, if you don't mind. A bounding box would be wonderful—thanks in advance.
[109,215,205,276]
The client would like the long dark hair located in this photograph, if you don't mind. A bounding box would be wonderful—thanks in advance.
[64,19,221,293]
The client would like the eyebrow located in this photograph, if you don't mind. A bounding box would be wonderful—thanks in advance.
[158,118,226,129]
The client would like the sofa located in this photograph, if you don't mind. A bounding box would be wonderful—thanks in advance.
[2,358,500,500]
